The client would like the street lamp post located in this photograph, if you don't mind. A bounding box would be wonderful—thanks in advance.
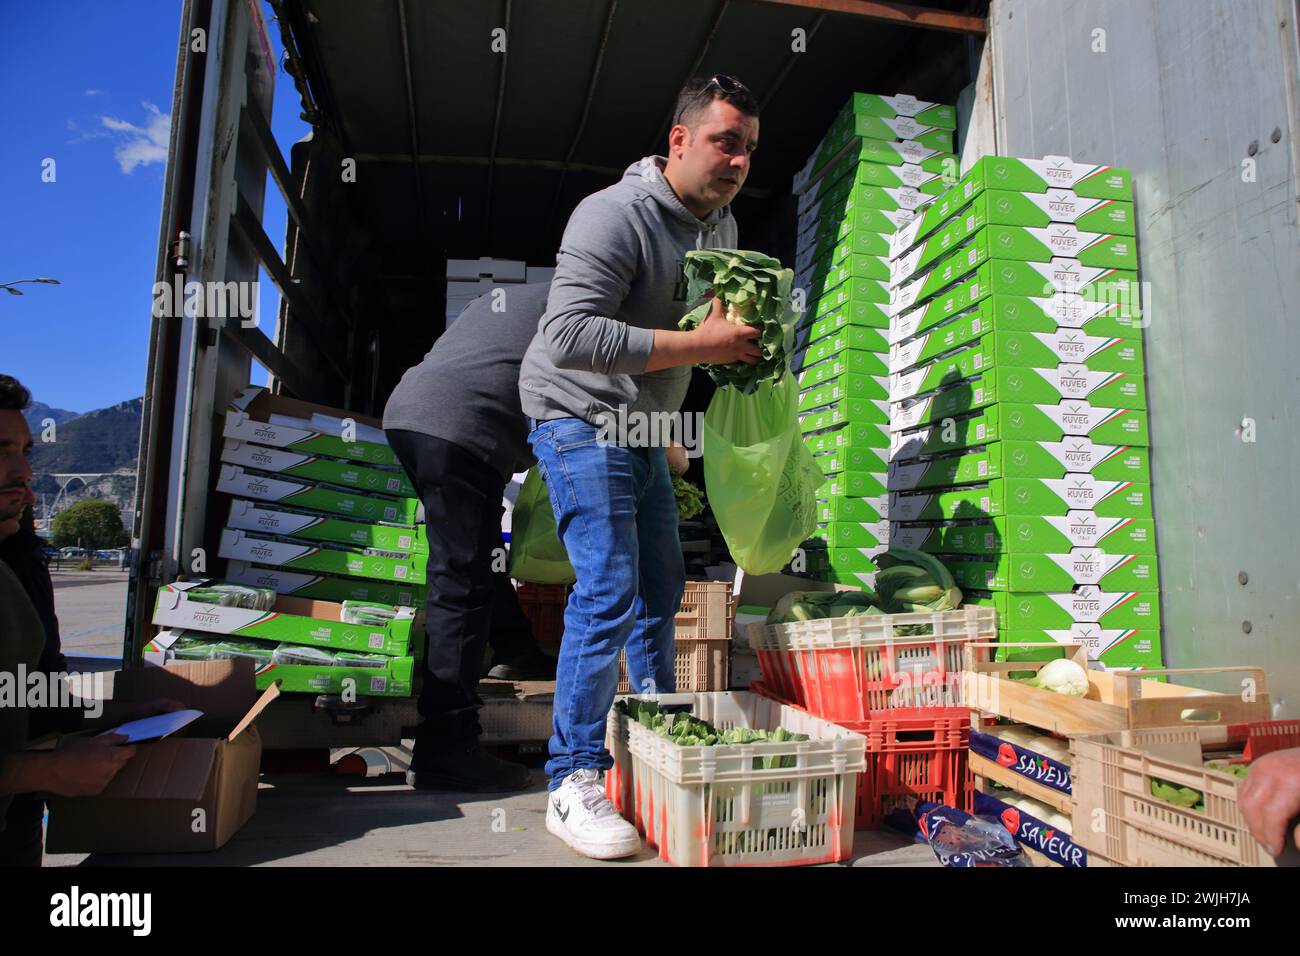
[1,278,61,296]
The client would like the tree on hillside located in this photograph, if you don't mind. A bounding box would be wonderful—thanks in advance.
[50,499,129,550]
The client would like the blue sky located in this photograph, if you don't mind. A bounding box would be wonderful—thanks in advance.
[0,0,305,413]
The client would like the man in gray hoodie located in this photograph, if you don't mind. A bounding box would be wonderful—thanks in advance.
[518,75,761,859]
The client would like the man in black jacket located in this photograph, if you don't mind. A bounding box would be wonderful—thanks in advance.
[0,374,180,865]
[0,502,82,866]
[383,282,556,792]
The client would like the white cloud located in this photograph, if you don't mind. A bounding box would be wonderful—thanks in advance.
[98,102,171,174]
[84,89,106,97]
[65,118,110,144]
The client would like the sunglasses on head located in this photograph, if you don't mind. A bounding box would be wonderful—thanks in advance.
[675,74,751,125]
[707,74,746,95]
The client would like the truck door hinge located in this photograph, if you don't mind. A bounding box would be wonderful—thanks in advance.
[172,230,191,270]
[146,550,164,586]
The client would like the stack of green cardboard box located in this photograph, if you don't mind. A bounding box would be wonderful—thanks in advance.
[215,387,428,609]
[143,387,428,696]
[145,581,418,697]
[788,93,957,587]
[884,156,1160,668]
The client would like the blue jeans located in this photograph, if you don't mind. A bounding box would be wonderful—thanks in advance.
[528,417,684,790]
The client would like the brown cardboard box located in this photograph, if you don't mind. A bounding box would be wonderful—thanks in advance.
[45,660,279,854]
[732,569,860,610]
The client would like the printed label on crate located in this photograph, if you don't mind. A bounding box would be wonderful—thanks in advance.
[953,549,1158,590]
[1005,365,1145,410]
[884,93,923,116]
[970,730,1072,795]
[1037,437,1136,472]
[1040,478,1147,514]
[982,588,1161,628]
[1001,626,1159,660]
[1045,512,1153,550]
[881,163,945,191]
[1035,402,1142,437]
[973,791,1085,867]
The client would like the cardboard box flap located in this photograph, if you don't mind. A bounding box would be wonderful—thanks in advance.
[101,736,217,802]
[271,594,415,622]
[114,659,257,731]
[229,681,280,742]
[231,386,383,428]
[226,386,261,415]
[733,570,860,609]
[148,629,185,652]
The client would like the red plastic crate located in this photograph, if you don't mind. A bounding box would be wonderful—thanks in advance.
[748,607,995,723]
[753,682,974,829]
[515,582,569,646]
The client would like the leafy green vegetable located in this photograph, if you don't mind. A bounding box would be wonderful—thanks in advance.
[676,249,798,394]
[1150,777,1205,812]
[1018,658,1089,697]
[873,550,963,613]
[613,699,807,767]
[766,589,881,624]
[1205,761,1250,779]
[672,474,706,520]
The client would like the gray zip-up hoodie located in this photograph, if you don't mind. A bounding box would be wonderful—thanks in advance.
[518,155,738,429]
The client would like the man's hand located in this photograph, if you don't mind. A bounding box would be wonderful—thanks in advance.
[45,734,137,797]
[1238,747,1300,857]
[645,294,762,372]
[666,443,690,476]
[690,295,761,366]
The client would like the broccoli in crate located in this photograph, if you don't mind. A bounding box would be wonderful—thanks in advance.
[616,698,817,853]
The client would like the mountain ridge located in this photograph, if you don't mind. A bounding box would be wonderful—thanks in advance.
[27,397,143,518]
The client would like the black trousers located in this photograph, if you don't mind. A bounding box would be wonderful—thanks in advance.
[386,430,535,753]
[0,794,44,867]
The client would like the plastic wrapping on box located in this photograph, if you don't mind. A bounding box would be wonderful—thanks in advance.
[335,651,394,669]
[914,802,1029,867]
[210,639,276,666]
[340,601,400,626]
[271,644,337,666]
[181,583,276,610]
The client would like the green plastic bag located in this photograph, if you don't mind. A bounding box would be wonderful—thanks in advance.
[507,468,576,585]
[702,372,822,574]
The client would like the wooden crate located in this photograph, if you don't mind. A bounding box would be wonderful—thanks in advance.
[969,751,1072,815]
[1070,720,1300,867]
[962,642,1271,735]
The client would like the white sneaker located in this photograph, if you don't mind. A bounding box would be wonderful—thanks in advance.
[546,769,641,860]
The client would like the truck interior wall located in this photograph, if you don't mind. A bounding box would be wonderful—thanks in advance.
[991,0,1300,714]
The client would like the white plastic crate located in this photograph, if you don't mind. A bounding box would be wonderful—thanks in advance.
[618,691,867,867]
[747,605,996,650]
